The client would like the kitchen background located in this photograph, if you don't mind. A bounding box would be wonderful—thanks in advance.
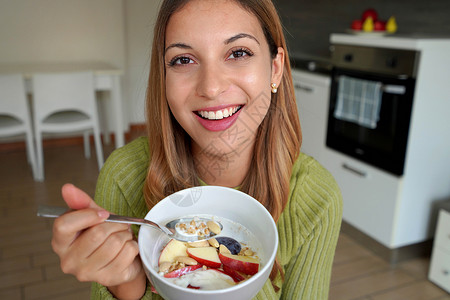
[1,0,450,298]
[274,0,450,59]
[2,0,450,130]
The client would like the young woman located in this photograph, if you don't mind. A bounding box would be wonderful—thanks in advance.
[51,0,342,299]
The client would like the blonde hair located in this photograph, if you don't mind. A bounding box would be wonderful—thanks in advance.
[144,0,302,286]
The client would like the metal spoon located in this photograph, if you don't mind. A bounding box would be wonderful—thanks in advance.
[37,204,222,242]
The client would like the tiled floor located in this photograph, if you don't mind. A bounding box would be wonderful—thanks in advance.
[0,138,449,299]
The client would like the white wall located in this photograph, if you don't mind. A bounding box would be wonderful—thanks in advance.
[0,0,161,131]
[0,0,125,67]
[123,0,160,124]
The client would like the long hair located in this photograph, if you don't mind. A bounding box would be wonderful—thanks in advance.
[144,0,302,286]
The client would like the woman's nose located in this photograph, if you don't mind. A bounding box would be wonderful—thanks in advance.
[195,63,227,100]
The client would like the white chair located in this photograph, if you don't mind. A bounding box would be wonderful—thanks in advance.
[32,71,104,180]
[0,74,39,180]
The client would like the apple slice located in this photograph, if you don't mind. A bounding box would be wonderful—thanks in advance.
[222,264,249,282]
[163,264,203,278]
[187,240,209,248]
[209,268,236,284]
[186,247,221,268]
[219,252,259,275]
[159,240,188,264]
[187,284,200,289]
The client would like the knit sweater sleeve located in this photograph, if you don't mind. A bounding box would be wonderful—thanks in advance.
[252,154,342,299]
[278,153,343,299]
[90,137,163,300]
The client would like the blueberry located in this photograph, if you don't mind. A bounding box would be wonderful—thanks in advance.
[216,237,241,255]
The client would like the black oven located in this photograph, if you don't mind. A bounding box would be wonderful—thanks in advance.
[326,45,420,176]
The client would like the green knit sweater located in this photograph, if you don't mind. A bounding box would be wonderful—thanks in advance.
[91,137,342,299]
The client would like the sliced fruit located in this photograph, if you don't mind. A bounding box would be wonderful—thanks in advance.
[187,284,200,289]
[215,237,241,255]
[174,256,198,265]
[187,240,209,248]
[159,239,188,264]
[163,264,203,278]
[222,264,249,282]
[219,244,231,254]
[186,247,222,268]
[209,268,236,284]
[219,252,260,275]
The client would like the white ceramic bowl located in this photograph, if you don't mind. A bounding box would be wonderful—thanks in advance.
[138,186,278,300]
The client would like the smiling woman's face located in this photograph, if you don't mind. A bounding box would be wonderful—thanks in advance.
[164,0,283,160]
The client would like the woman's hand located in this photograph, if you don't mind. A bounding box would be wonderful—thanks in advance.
[51,184,146,299]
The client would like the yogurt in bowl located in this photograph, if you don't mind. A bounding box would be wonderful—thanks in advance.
[138,186,278,300]
[157,215,263,290]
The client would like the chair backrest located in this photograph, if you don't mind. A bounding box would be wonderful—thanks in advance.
[0,74,30,122]
[32,71,97,123]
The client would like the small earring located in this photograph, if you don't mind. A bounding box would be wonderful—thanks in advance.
[271,83,278,94]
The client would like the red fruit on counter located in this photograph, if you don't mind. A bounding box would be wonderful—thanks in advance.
[351,19,363,30]
[362,8,378,21]
[374,20,386,31]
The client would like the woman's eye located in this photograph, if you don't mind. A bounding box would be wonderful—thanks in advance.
[169,56,194,66]
[228,48,253,60]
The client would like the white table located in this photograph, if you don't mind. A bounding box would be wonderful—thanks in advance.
[0,62,125,148]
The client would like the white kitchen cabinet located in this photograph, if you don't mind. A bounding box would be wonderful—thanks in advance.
[292,69,330,163]
[322,34,450,249]
[321,147,401,246]
[429,209,450,293]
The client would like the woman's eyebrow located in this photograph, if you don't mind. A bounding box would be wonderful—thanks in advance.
[164,33,259,54]
[225,33,260,45]
[165,42,192,54]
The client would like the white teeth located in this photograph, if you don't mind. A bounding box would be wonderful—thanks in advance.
[198,106,241,120]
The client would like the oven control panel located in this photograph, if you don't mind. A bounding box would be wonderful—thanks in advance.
[331,44,420,78]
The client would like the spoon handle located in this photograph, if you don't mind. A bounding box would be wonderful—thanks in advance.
[106,214,172,234]
[37,205,173,235]
[37,205,69,218]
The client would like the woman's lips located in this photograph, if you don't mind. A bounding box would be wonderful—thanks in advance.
[194,105,243,132]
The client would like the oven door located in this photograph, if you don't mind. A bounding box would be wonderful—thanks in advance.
[326,68,416,176]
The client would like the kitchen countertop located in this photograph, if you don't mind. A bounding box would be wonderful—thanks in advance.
[290,56,332,76]
[331,33,450,50]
